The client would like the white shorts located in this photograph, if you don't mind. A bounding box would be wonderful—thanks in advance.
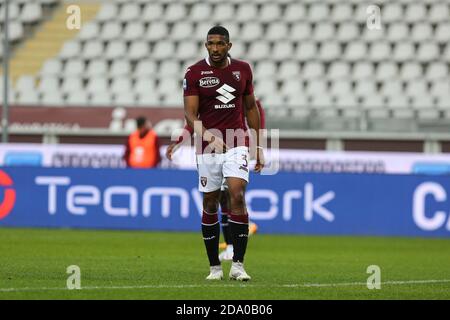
[196,146,250,193]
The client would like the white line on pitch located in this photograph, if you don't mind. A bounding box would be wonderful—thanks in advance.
[1,279,450,293]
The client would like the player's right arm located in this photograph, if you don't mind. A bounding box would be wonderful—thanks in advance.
[166,123,194,161]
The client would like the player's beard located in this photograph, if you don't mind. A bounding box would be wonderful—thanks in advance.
[209,53,227,65]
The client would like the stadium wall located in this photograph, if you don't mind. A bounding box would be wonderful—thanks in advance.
[1,167,449,237]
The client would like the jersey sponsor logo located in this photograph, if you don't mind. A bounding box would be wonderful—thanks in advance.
[199,77,220,88]
[232,71,241,81]
[216,84,236,104]
[201,71,214,75]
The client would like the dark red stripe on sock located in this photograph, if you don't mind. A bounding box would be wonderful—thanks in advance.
[229,213,249,224]
[202,211,218,224]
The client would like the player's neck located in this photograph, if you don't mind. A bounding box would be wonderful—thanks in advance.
[207,56,230,69]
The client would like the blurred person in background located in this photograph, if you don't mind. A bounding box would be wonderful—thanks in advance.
[123,116,161,168]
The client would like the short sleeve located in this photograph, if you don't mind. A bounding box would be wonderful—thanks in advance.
[243,63,254,96]
[183,68,199,96]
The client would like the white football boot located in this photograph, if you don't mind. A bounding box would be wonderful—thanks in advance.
[219,245,234,262]
[206,265,223,280]
[229,262,251,281]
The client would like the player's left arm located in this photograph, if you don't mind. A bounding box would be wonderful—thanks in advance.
[244,94,264,173]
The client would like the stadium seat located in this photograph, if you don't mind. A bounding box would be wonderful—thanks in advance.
[318,42,341,62]
[235,4,258,22]
[295,41,317,61]
[392,42,415,61]
[17,91,40,106]
[352,62,375,80]
[266,22,289,41]
[314,23,335,41]
[190,3,212,21]
[406,80,429,98]
[290,22,312,41]
[119,3,140,22]
[400,62,422,81]
[105,41,127,60]
[370,42,391,61]
[135,60,157,78]
[240,22,263,41]
[332,3,353,22]
[21,3,43,24]
[100,22,121,41]
[380,80,404,97]
[411,23,433,42]
[110,60,131,77]
[383,3,403,23]
[248,42,270,61]
[77,22,99,41]
[165,3,187,23]
[336,23,359,42]
[417,42,439,62]
[344,41,367,62]
[171,21,194,41]
[142,3,164,22]
[123,22,145,42]
[330,80,352,97]
[278,61,300,80]
[90,91,113,106]
[86,77,109,94]
[282,79,303,97]
[129,41,150,61]
[137,92,160,107]
[284,3,306,22]
[426,62,448,80]
[259,3,282,22]
[212,3,235,22]
[328,62,350,80]
[435,23,450,43]
[429,3,449,23]
[152,41,176,60]
[308,4,329,22]
[59,40,81,60]
[405,3,427,23]
[387,23,409,42]
[146,22,168,41]
[83,41,103,59]
[40,59,62,77]
[65,90,89,107]
[61,77,84,94]
[255,61,277,79]
[272,41,295,61]
[302,62,324,79]
[38,76,59,94]
[96,3,118,22]
[41,91,64,106]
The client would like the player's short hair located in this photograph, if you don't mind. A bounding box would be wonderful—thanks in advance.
[207,26,230,42]
[136,116,146,128]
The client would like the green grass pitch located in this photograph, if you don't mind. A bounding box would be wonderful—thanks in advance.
[0,227,449,300]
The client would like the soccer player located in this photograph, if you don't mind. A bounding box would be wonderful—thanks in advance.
[166,99,266,261]
[183,26,264,281]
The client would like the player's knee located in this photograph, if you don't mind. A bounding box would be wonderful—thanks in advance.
[203,199,218,213]
[229,190,245,209]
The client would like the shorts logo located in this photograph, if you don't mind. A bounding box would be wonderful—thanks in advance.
[199,77,220,88]
[201,176,207,187]
[232,71,240,81]
[0,170,16,220]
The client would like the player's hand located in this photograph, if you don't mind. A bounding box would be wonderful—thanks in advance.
[254,147,265,173]
[165,143,179,161]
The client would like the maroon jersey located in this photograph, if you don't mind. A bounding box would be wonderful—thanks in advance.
[183,57,254,152]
